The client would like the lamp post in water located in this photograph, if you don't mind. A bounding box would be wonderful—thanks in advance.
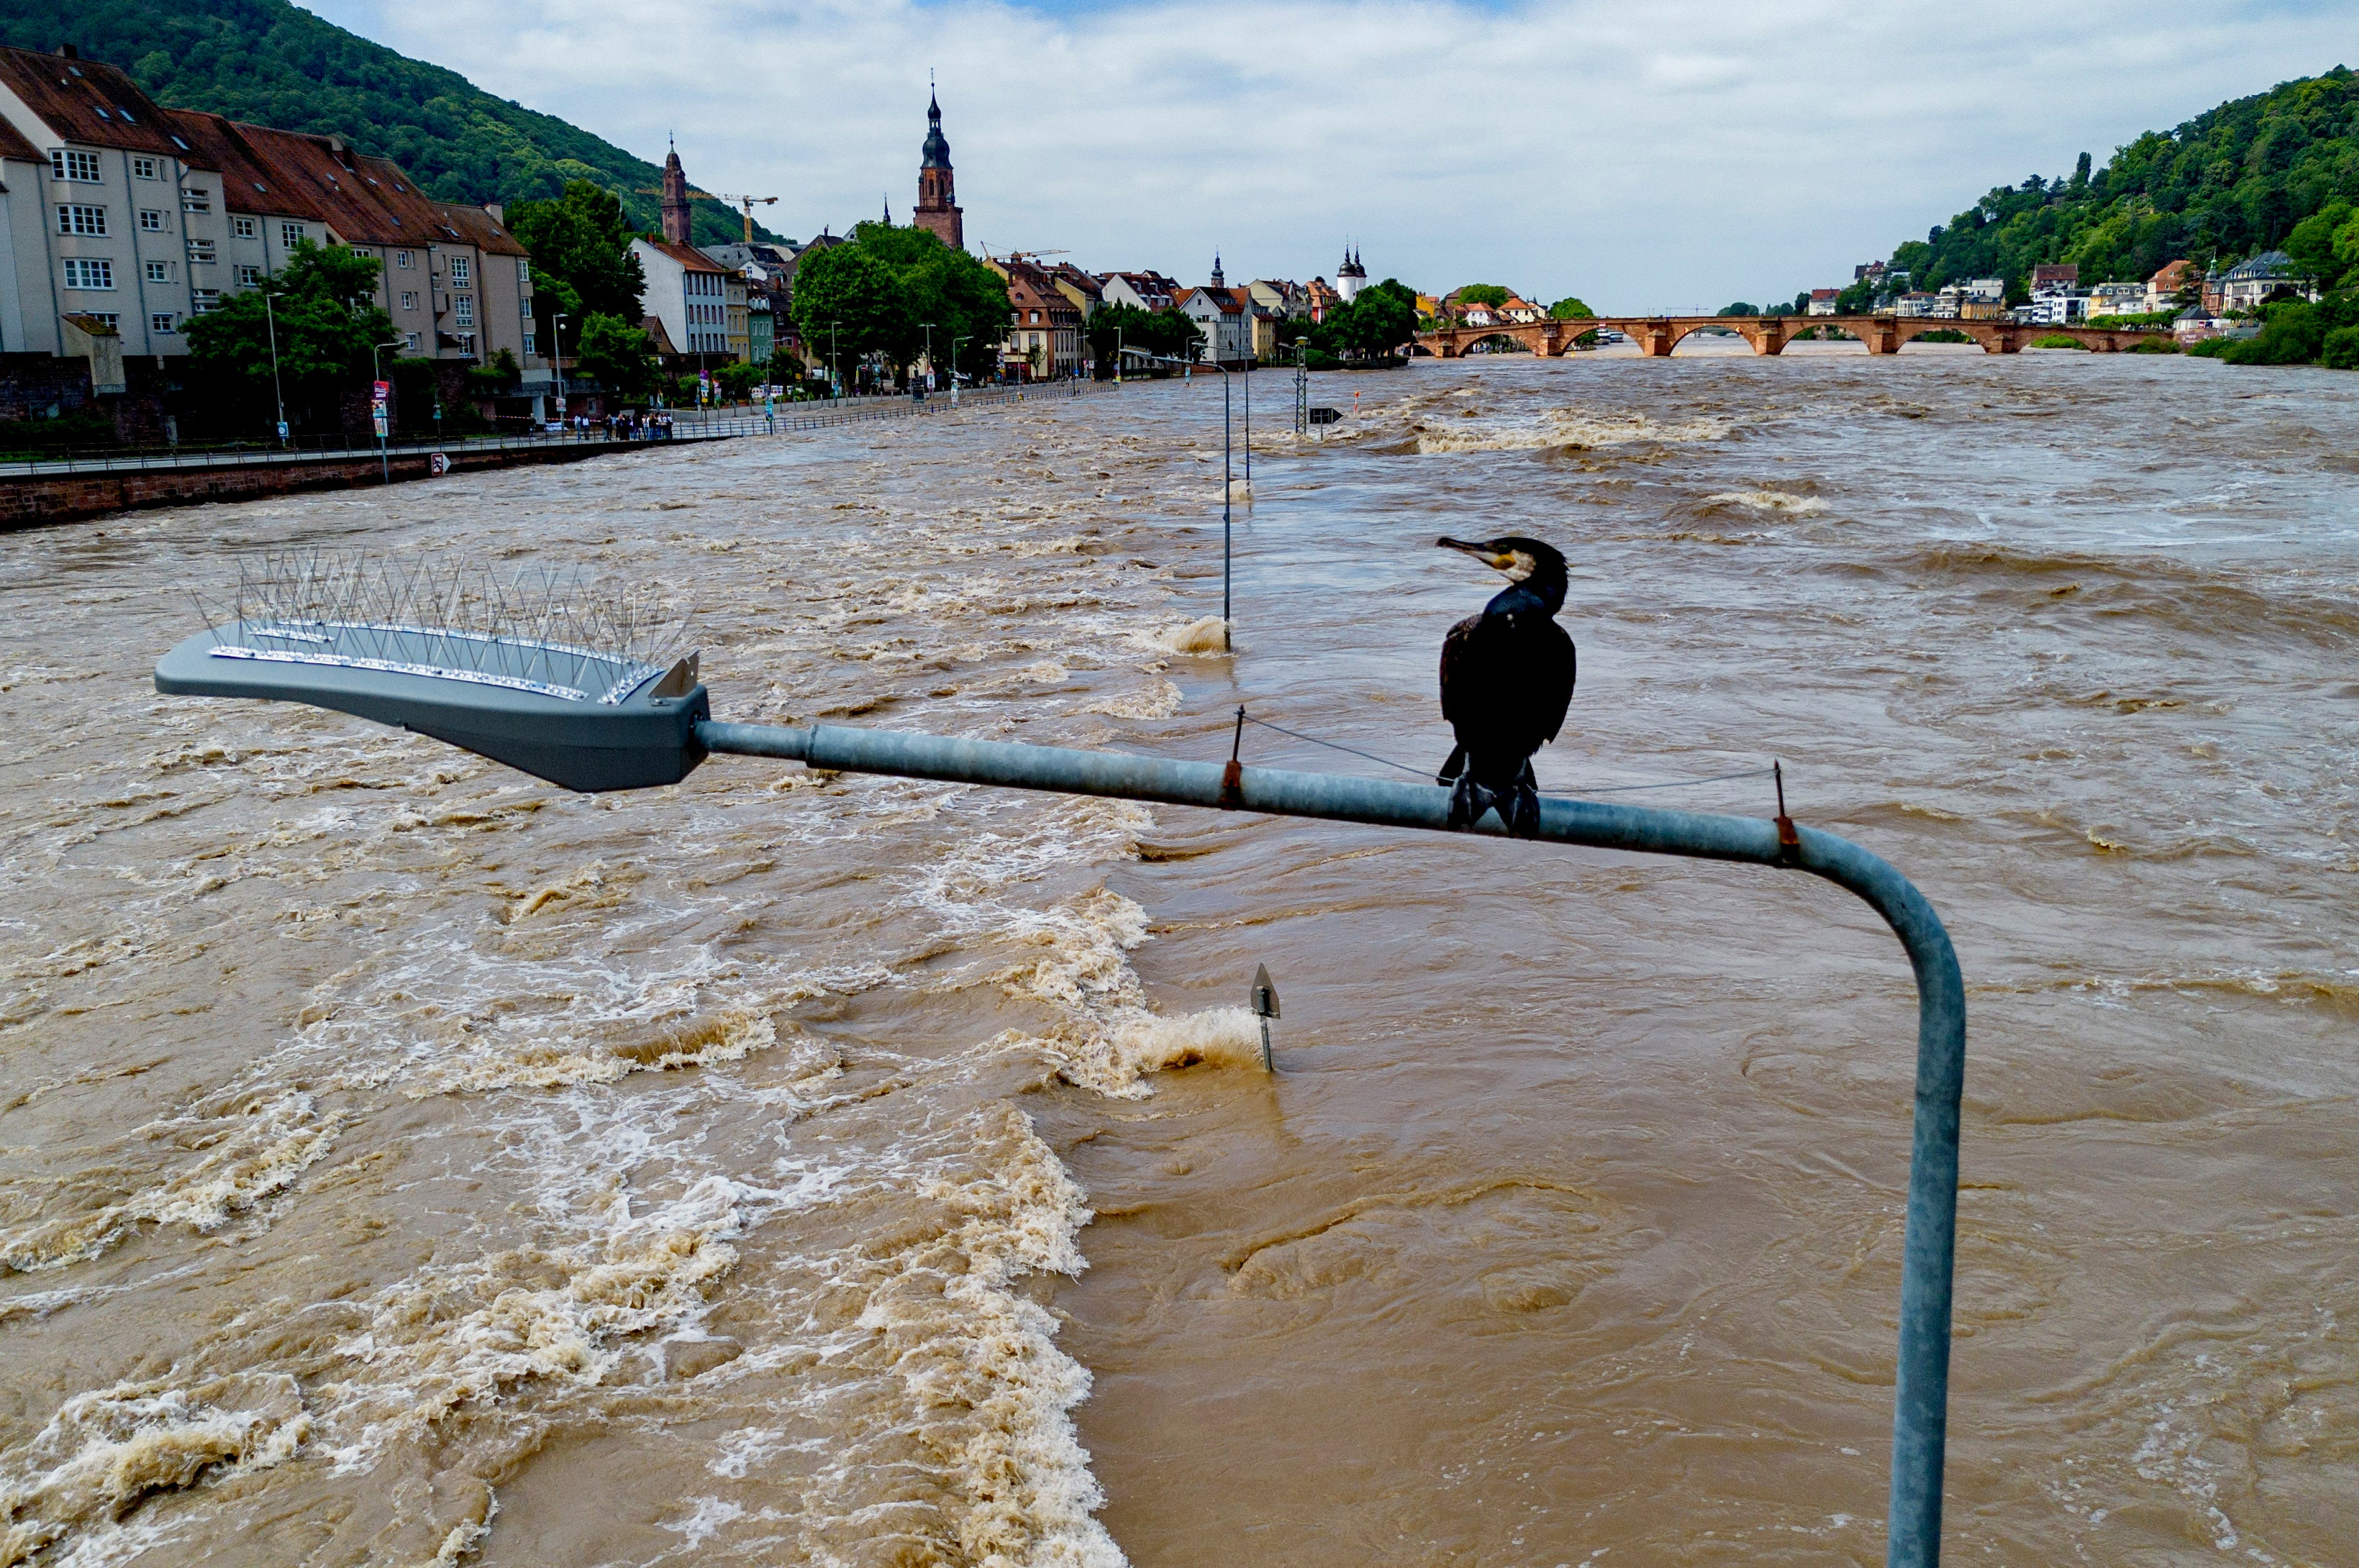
[951,335,969,407]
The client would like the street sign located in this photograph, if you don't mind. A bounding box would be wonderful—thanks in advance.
[1309,406,1342,425]
[428,452,451,476]
[276,421,289,442]
[371,380,390,403]
[372,414,388,438]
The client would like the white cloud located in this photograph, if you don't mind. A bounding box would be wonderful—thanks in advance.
[304,0,2353,309]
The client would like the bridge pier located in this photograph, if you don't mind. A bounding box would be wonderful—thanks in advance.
[1638,320,1677,357]
[1747,320,1792,356]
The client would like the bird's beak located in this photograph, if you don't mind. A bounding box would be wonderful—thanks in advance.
[1437,537,1513,570]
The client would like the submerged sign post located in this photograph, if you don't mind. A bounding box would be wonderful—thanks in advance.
[371,379,391,481]
[150,560,1968,1567]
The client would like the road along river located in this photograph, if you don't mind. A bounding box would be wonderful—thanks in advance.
[1,345,2354,1565]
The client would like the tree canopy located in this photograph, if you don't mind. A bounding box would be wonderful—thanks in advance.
[1085,301,1201,370]
[507,181,647,350]
[1867,67,2359,293]
[183,240,396,433]
[1453,283,1512,307]
[573,312,659,401]
[788,222,1012,383]
[1283,278,1420,362]
[1548,297,1596,319]
[1,0,773,247]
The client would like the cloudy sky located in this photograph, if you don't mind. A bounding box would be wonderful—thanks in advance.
[304,0,2350,311]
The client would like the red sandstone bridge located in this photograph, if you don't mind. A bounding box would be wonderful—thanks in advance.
[1416,314,2159,357]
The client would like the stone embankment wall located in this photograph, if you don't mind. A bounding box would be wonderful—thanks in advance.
[0,442,617,532]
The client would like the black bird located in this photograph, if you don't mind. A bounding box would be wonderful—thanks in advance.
[1435,535,1576,836]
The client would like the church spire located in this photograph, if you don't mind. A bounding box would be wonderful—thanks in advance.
[1211,251,1224,288]
[660,137,691,245]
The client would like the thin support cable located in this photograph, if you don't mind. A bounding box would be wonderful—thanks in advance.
[1235,710,1779,797]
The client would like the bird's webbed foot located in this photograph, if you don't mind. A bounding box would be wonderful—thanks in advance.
[1446,774,1491,831]
[1506,768,1543,839]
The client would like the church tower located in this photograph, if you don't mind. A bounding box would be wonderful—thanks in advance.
[660,139,691,245]
[1337,245,1366,304]
[914,91,963,250]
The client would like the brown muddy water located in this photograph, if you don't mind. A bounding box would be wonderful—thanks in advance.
[2,347,2355,1567]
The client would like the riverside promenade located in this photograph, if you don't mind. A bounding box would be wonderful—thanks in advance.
[1,380,1113,530]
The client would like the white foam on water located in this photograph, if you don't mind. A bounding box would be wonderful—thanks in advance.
[1701,489,1831,516]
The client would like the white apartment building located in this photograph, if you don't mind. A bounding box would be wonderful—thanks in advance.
[633,238,742,363]
[0,45,541,401]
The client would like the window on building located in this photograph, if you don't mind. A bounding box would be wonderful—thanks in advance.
[79,313,122,332]
[151,312,176,335]
[400,291,418,311]
[186,240,217,264]
[50,148,102,182]
[132,155,159,179]
[63,258,115,290]
[190,289,221,313]
[450,256,470,286]
[235,265,262,287]
[145,260,172,284]
[517,258,530,285]
[396,250,412,268]
[404,331,421,350]
[232,216,257,240]
[57,204,107,236]
[522,332,537,357]
[454,295,474,327]
[140,208,165,232]
[280,221,304,249]
[182,188,211,214]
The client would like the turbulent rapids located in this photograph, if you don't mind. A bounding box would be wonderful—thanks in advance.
[4,344,2358,1566]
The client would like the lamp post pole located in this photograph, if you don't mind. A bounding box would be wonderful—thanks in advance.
[370,339,404,481]
[829,322,840,401]
[951,335,968,407]
[263,288,288,447]
[921,322,935,397]
[550,311,567,434]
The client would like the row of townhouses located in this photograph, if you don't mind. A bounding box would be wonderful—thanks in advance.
[1826,253,2320,332]
[3,45,541,425]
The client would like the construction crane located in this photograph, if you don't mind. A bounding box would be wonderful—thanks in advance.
[635,186,779,243]
[717,195,779,244]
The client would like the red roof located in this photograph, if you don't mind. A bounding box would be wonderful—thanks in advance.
[642,238,725,273]
[0,46,181,158]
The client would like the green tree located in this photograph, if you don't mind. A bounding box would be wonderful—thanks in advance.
[508,181,647,347]
[1453,283,1511,308]
[183,240,395,433]
[573,311,659,401]
[1548,297,1597,319]
[1086,301,1157,374]
[1719,301,1759,316]
[788,222,1009,387]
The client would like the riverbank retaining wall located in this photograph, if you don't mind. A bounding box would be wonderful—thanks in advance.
[0,440,621,532]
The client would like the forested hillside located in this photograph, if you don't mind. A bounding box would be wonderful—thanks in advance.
[1867,67,2358,297]
[3,0,776,248]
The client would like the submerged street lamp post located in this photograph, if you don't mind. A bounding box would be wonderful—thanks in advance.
[155,601,1968,1567]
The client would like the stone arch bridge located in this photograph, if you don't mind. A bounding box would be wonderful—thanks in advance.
[1417,315,2159,357]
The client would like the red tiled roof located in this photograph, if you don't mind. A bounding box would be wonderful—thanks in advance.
[642,239,724,273]
[0,46,181,157]
[0,109,37,163]
[159,109,524,255]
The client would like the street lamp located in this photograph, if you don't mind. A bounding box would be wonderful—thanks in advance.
[828,321,840,401]
[550,311,568,434]
[263,287,288,447]
[951,334,969,406]
[370,338,404,482]
[1123,346,1237,649]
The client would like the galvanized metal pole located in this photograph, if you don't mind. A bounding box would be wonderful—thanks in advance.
[693,718,1962,1566]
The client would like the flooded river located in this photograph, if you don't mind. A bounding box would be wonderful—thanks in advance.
[2,347,2355,1566]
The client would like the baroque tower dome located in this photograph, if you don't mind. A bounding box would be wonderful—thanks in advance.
[915,89,964,250]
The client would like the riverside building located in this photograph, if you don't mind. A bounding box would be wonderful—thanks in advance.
[0,44,543,429]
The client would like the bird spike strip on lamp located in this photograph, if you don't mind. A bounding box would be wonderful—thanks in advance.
[160,552,705,793]
[153,550,1967,1568]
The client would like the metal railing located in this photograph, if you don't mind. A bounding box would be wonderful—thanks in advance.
[2,379,1117,480]
[694,717,1968,1568]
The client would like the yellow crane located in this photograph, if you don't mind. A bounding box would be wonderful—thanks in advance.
[635,186,779,243]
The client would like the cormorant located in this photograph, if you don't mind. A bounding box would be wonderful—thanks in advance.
[1435,535,1576,836]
